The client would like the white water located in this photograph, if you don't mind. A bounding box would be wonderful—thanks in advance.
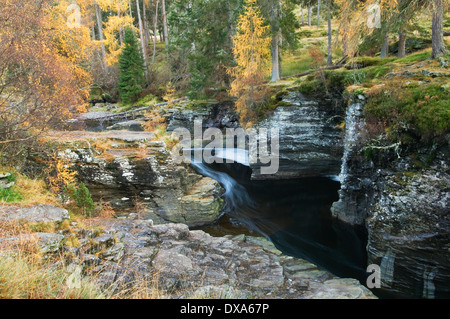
[190,160,266,236]
[213,148,249,166]
[183,148,250,166]
[339,103,366,186]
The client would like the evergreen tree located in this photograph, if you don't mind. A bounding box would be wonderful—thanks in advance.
[118,27,146,104]
[168,0,244,99]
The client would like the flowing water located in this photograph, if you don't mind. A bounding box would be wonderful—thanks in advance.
[191,159,369,284]
[186,93,370,284]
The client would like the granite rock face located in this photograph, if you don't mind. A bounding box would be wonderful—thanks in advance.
[366,166,450,298]
[331,95,450,298]
[331,101,376,225]
[252,92,344,180]
[53,132,225,228]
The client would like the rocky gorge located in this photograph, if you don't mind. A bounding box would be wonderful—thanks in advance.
[13,86,448,299]
[0,95,379,299]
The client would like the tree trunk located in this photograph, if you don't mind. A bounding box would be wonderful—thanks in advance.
[279,54,283,78]
[317,0,321,27]
[161,0,169,58]
[342,21,348,58]
[398,28,407,58]
[152,0,160,64]
[271,34,280,82]
[94,1,106,68]
[431,0,448,58]
[380,35,389,58]
[301,8,304,25]
[91,25,96,41]
[143,0,149,51]
[118,10,124,46]
[327,5,332,66]
[308,6,312,26]
[136,0,148,82]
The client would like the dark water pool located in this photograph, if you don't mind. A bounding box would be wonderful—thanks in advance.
[193,161,370,285]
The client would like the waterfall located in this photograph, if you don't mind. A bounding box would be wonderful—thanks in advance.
[380,247,395,287]
[338,102,366,187]
[422,267,437,299]
[330,101,369,224]
[190,160,266,237]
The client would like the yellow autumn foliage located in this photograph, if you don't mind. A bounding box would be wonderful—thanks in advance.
[96,0,136,65]
[228,0,271,126]
[335,0,400,57]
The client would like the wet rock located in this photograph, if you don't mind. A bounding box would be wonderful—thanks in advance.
[366,170,450,298]
[331,101,374,225]
[252,92,344,180]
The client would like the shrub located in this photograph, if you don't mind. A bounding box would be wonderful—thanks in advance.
[0,187,23,203]
[64,183,95,217]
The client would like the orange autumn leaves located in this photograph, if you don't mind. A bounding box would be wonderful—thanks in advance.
[0,0,93,144]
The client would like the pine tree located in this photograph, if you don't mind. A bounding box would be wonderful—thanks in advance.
[118,27,146,104]
[168,0,243,98]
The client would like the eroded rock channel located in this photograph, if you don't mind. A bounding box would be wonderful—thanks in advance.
[30,91,449,299]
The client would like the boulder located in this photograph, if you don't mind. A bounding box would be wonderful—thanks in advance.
[0,173,14,189]
[106,120,145,132]
[0,205,70,224]
[178,177,225,227]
